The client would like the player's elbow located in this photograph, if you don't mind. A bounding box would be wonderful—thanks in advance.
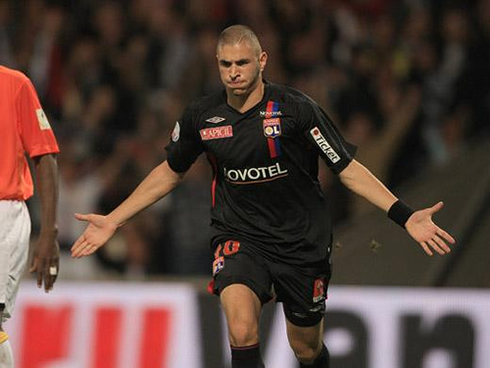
[338,160,359,186]
[338,160,373,192]
[159,161,185,186]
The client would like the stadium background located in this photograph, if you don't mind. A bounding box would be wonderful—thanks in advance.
[2,0,489,367]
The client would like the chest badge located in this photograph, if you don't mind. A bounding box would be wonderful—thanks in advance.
[263,101,282,158]
[263,118,282,138]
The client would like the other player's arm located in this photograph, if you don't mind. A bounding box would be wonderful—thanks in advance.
[30,153,60,292]
[338,159,455,256]
[71,160,183,258]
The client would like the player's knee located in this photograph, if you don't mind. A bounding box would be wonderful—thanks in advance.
[227,320,259,347]
[290,339,322,364]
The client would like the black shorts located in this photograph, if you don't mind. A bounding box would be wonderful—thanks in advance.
[210,239,332,327]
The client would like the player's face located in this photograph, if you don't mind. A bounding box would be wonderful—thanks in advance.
[217,41,267,97]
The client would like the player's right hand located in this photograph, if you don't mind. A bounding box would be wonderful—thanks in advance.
[71,213,118,258]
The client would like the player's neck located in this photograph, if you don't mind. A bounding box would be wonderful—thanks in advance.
[227,80,264,114]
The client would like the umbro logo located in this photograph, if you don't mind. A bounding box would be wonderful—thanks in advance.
[206,116,226,124]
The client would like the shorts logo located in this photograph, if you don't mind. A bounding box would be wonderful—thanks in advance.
[313,278,325,303]
[200,125,233,140]
[212,240,240,276]
[171,121,180,142]
[310,127,341,163]
[212,256,224,276]
[206,116,226,124]
[36,108,51,130]
[263,118,281,138]
[214,240,240,259]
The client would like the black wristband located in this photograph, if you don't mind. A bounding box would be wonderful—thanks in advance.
[388,200,414,228]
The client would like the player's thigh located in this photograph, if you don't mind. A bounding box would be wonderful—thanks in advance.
[211,239,271,344]
[220,284,262,319]
[220,284,262,344]
[0,201,30,322]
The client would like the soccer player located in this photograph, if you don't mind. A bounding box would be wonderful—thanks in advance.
[0,65,60,367]
[71,25,455,368]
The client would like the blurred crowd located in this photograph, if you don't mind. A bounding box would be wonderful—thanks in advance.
[2,0,489,278]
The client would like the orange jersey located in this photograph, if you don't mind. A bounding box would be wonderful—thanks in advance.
[0,65,60,200]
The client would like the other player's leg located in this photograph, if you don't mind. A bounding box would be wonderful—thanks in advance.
[0,201,31,368]
[0,306,15,368]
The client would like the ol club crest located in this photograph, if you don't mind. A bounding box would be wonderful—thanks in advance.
[263,118,282,138]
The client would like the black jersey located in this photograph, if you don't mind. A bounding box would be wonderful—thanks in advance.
[166,82,356,264]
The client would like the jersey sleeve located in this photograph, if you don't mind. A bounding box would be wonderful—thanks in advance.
[297,98,356,174]
[16,78,60,158]
[165,105,204,173]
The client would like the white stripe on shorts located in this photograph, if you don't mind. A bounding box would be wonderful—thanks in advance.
[0,200,30,321]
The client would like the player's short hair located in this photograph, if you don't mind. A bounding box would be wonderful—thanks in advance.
[217,25,262,57]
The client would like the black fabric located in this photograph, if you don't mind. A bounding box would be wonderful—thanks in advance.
[388,199,414,228]
[211,239,331,326]
[283,302,324,327]
[231,344,265,368]
[166,82,356,265]
[299,344,330,368]
[211,240,274,304]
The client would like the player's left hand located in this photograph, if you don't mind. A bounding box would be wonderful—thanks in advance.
[29,233,60,293]
[405,201,456,256]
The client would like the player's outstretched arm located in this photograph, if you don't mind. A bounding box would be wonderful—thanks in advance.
[339,160,455,256]
[71,160,183,258]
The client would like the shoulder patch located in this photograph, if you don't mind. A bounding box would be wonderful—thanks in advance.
[310,127,340,163]
[171,121,181,142]
[36,109,51,130]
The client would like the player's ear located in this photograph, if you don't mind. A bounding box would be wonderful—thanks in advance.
[259,51,268,72]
